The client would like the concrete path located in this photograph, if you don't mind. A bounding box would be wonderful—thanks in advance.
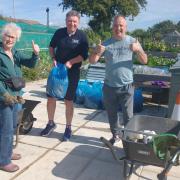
[0,79,179,180]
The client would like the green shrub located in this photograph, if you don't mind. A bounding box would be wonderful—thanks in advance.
[144,40,167,52]
[22,51,52,81]
[133,55,177,68]
[85,29,101,46]
[147,55,177,67]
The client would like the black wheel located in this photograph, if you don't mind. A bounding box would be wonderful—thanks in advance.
[157,173,167,180]
[123,160,133,180]
[19,113,34,134]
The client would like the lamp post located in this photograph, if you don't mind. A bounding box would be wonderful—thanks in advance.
[13,0,15,19]
[46,8,49,28]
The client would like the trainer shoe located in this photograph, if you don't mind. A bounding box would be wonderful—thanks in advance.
[40,123,56,137]
[63,127,72,141]
[109,135,121,145]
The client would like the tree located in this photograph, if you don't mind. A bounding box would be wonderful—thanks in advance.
[131,29,148,39]
[130,29,149,47]
[0,14,5,20]
[147,20,176,40]
[59,0,147,33]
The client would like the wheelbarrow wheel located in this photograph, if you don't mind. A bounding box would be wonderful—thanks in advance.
[19,113,34,134]
[123,160,134,180]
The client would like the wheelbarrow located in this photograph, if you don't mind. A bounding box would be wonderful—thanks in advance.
[17,99,41,134]
[100,115,180,180]
[14,99,40,147]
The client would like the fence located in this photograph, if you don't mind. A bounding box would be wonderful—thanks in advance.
[15,31,53,50]
[0,19,56,50]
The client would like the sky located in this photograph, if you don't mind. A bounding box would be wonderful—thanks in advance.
[0,0,180,31]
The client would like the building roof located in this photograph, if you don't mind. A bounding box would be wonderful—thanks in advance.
[165,30,180,37]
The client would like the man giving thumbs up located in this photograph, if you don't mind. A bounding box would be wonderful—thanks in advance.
[89,16,147,145]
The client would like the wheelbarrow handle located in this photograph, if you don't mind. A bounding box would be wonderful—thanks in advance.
[157,148,180,180]
[100,137,124,162]
[119,127,156,137]
[14,108,25,148]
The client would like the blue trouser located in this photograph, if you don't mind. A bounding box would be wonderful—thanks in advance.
[0,103,18,166]
[103,83,134,136]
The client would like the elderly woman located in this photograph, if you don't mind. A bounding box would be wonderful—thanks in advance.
[0,23,40,172]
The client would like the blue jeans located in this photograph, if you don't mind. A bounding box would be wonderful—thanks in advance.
[0,103,18,166]
[103,83,134,136]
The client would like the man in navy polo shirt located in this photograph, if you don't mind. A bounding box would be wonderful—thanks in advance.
[40,10,89,141]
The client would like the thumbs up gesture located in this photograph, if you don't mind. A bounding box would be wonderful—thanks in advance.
[130,39,142,53]
[32,40,40,55]
[94,39,105,56]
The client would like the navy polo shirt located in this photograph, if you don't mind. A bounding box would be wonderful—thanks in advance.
[49,27,89,69]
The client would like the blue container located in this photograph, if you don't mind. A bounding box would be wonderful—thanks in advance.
[134,88,144,112]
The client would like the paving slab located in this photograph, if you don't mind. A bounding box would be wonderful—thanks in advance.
[14,150,90,180]
[55,128,110,158]
[0,143,47,180]
[0,79,179,180]
[77,159,122,180]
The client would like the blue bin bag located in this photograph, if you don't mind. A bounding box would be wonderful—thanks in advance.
[133,88,144,112]
[46,66,68,100]
[57,63,67,80]
[75,80,89,104]
[84,81,103,109]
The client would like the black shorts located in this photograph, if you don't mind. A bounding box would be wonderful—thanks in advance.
[65,68,80,101]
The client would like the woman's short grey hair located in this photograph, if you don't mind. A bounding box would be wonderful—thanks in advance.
[66,10,80,20]
[2,23,22,41]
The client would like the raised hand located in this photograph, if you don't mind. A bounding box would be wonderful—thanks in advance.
[130,39,143,53]
[94,39,105,56]
[32,40,40,55]
[130,39,147,64]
